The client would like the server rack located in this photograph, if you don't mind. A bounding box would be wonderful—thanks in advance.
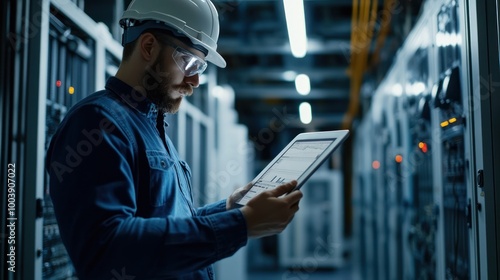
[404,43,436,280]
[43,9,98,279]
[1,0,53,278]
[432,2,473,279]
[351,0,496,279]
[41,2,122,279]
[465,0,500,278]
[433,66,470,279]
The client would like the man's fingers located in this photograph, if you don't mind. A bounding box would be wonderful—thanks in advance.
[236,182,253,197]
[268,180,298,197]
[243,182,253,191]
[283,189,303,205]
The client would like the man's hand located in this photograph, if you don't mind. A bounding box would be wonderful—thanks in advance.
[226,182,253,210]
[239,180,303,238]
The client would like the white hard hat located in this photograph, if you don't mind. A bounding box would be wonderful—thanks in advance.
[120,0,226,68]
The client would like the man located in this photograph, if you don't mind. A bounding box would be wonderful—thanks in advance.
[45,0,302,279]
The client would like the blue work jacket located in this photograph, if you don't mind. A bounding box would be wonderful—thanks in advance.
[45,77,247,279]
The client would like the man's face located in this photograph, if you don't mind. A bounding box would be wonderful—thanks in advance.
[142,37,204,114]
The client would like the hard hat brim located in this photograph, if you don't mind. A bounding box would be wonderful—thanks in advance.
[206,50,226,68]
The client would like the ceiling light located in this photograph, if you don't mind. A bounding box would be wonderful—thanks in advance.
[299,102,312,124]
[282,70,297,81]
[295,74,310,95]
[283,0,308,58]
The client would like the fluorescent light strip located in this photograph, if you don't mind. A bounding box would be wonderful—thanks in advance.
[299,102,312,124]
[295,74,310,95]
[283,0,308,58]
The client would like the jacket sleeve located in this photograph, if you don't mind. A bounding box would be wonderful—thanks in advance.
[196,200,228,216]
[46,104,247,279]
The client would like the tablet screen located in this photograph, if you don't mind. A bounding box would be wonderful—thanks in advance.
[237,139,335,205]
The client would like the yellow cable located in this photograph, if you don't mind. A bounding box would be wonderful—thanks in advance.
[343,0,379,129]
[349,0,360,77]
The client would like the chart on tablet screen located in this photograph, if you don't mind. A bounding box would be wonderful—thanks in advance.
[238,139,334,204]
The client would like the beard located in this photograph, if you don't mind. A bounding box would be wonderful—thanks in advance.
[143,51,191,114]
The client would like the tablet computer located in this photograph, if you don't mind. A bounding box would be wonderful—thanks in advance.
[236,130,349,206]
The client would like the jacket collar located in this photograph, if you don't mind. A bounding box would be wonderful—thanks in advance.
[105,76,169,127]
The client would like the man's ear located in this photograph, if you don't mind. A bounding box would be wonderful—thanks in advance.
[138,32,159,62]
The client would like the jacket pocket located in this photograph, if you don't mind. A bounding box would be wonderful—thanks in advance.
[146,150,175,207]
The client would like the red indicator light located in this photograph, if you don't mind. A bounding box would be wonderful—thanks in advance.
[395,155,403,163]
[372,161,380,169]
[56,80,62,87]
[418,142,428,153]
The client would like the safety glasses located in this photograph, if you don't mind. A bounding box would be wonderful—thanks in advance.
[171,47,207,77]
[155,35,207,77]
